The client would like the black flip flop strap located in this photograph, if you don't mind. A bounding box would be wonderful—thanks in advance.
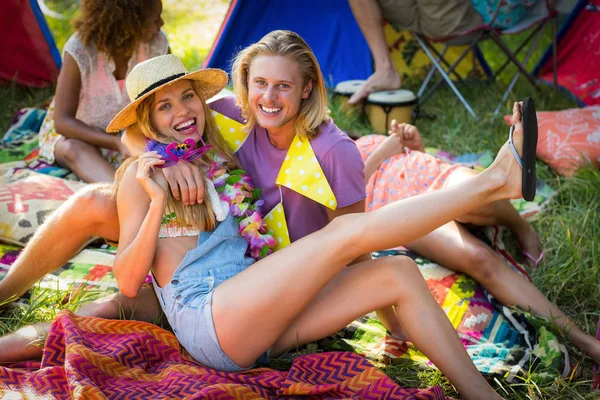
[508,125,523,169]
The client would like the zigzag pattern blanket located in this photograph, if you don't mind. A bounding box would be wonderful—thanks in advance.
[0,311,446,399]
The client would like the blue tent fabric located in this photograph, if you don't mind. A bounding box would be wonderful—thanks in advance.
[29,0,62,70]
[203,0,373,87]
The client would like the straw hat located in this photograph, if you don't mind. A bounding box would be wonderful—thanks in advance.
[107,54,228,132]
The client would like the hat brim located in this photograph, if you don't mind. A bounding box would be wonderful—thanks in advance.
[107,68,228,133]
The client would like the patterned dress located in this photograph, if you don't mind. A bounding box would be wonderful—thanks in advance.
[39,31,169,164]
[356,135,462,212]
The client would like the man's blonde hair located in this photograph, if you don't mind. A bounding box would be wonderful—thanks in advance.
[231,30,330,139]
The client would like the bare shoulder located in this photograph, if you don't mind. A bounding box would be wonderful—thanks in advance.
[116,159,149,201]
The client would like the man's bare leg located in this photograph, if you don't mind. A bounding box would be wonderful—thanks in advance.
[0,184,119,303]
[0,286,162,364]
[348,0,401,104]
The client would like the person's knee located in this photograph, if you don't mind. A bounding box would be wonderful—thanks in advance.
[56,138,93,167]
[465,243,500,283]
[70,184,117,225]
[380,255,424,293]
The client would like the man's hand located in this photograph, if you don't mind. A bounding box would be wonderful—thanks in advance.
[161,161,205,206]
[117,141,132,160]
[121,124,147,157]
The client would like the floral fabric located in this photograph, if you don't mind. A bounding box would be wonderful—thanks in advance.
[356,135,461,212]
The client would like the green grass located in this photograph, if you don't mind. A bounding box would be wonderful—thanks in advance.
[1,5,599,399]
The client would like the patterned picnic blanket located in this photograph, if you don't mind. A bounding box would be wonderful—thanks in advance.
[0,311,447,399]
[0,232,570,385]
[0,108,46,164]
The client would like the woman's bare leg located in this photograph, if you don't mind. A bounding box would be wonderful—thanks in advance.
[270,256,499,399]
[388,123,542,266]
[54,138,116,183]
[213,163,514,359]
[0,323,49,364]
[0,185,119,303]
[445,166,543,267]
[407,222,600,363]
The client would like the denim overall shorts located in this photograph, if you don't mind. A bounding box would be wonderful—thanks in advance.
[152,214,257,371]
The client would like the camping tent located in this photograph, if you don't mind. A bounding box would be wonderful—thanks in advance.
[202,0,373,87]
[534,0,600,106]
[1,0,61,87]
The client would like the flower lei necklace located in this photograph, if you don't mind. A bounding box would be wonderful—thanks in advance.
[146,133,276,260]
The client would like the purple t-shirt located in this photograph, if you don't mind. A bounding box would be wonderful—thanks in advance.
[210,96,365,243]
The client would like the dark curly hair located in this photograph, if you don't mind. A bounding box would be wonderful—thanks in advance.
[73,0,159,59]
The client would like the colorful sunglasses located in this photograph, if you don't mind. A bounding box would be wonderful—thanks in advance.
[145,128,213,168]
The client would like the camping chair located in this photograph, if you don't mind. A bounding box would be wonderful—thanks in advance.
[414,0,559,119]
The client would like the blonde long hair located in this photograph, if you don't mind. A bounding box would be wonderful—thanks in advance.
[231,30,330,139]
[114,80,237,232]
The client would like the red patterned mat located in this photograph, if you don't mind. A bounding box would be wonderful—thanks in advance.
[0,311,447,399]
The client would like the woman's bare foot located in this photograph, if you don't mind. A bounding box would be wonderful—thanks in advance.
[514,222,544,269]
[348,67,402,105]
[483,102,527,201]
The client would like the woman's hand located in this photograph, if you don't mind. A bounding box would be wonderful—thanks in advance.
[374,120,424,161]
[392,120,424,151]
[391,121,423,152]
[372,121,406,162]
[136,152,167,202]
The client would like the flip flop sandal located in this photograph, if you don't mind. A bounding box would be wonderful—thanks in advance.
[508,97,538,201]
[521,249,545,267]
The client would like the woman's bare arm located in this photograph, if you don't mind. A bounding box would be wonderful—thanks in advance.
[53,53,121,150]
[113,158,166,297]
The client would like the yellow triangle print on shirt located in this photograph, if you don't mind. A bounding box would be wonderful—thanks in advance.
[212,111,248,153]
[275,135,337,210]
[264,202,291,251]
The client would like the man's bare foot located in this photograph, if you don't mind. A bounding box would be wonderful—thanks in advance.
[348,67,401,105]
[484,102,526,200]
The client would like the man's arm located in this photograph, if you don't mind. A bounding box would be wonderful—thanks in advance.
[122,124,205,206]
